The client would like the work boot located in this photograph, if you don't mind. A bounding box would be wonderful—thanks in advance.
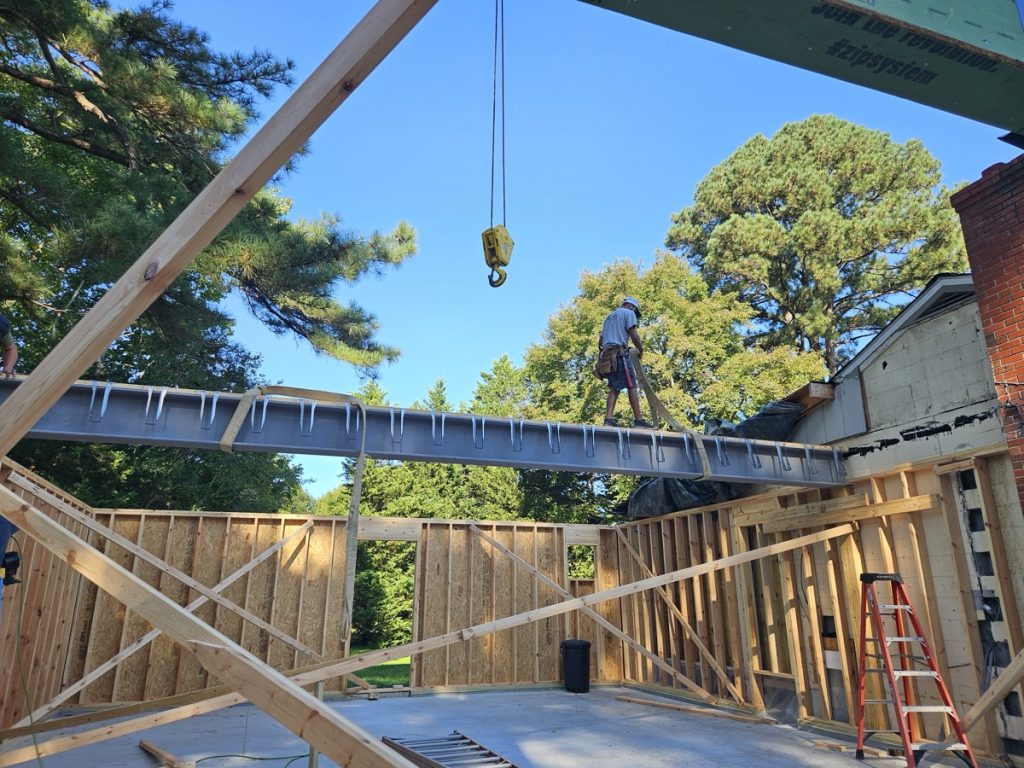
[603,417,618,427]
[633,419,653,429]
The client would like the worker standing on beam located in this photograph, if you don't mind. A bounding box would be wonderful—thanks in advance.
[0,314,17,378]
[597,297,651,428]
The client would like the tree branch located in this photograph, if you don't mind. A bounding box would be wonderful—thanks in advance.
[35,32,67,86]
[0,106,132,167]
[0,61,140,168]
[0,185,49,230]
[49,39,109,89]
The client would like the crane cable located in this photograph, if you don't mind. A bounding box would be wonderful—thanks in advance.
[482,0,514,287]
[490,0,506,233]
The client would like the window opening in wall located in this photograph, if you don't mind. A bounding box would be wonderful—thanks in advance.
[350,539,415,687]
[568,544,595,580]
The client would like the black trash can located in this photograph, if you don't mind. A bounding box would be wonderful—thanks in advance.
[560,639,591,693]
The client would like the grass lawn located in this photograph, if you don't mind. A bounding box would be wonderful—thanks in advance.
[348,645,411,688]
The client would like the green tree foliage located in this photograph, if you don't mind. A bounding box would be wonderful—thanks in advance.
[0,0,417,507]
[350,540,415,648]
[521,254,822,520]
[1,0,415,370]
[524,253,824,428]
[665,114,966,373]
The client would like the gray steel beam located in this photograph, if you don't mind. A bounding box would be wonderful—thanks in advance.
[0,379,847,487]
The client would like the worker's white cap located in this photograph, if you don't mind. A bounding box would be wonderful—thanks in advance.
[623,297,641,318]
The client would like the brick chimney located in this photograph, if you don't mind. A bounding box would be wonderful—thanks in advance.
[951,155,1024,503]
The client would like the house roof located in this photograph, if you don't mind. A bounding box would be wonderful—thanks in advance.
[833,272,976,381]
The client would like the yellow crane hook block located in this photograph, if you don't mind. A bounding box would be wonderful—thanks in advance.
[482,225,514,287]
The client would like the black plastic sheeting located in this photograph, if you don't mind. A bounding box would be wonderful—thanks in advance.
[626,399,806,521]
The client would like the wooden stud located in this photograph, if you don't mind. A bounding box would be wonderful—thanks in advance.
[409,523,426,688]
[491,526,515,685]
[755,527,782,672]
[110,514,147,700]
[448,525,470,686]
[531,527,541,683]
[618,530,638,681]
[634,526,654,682]
[594,529,623,683]
[835,512,878,727]
[780,549,811,718]
[469,525,715,702]
[687,516,711,681]
[653,520,677,689]
[613,528,743,702]
[673,517,697,681]
[702,513,728,695]
[715,512,744,695]
[726,517,766,712]
[801,543,832,721]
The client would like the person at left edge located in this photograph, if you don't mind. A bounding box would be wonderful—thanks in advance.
[0,314,17,377]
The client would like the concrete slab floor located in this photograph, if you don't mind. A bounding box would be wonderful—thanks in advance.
[4,686,970,768]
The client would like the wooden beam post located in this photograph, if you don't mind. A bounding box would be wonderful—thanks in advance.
[138,740,196,768]
[963,646,1024,734]
[185,641,399,768]
[0,487,412,768]
[726,515,767,712]
[0,0,437,455]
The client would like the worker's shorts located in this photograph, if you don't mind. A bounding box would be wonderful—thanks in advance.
[607,351,637,392]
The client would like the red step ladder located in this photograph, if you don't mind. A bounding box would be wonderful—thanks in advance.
[856,572,978,768]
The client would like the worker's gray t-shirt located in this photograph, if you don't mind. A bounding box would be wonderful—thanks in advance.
[600,307,636,348]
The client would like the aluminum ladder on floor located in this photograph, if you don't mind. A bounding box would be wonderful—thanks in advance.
[382,731,517,767]
[855,572,978,768]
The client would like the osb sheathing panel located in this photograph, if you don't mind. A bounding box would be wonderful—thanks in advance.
[411,521,579,687]
[0,466,354,729]
[0,466,91,728]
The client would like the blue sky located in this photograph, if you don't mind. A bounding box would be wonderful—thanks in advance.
[160,0,1018,495]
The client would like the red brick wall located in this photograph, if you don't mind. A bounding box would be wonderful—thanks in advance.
[951,155,1024,502]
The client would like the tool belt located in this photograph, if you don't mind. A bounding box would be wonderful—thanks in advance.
[594,344,625,379]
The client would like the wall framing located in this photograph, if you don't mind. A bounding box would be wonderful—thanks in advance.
[4,446,1023,764]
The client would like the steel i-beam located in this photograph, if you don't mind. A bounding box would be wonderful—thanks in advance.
[0,379,847,488]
